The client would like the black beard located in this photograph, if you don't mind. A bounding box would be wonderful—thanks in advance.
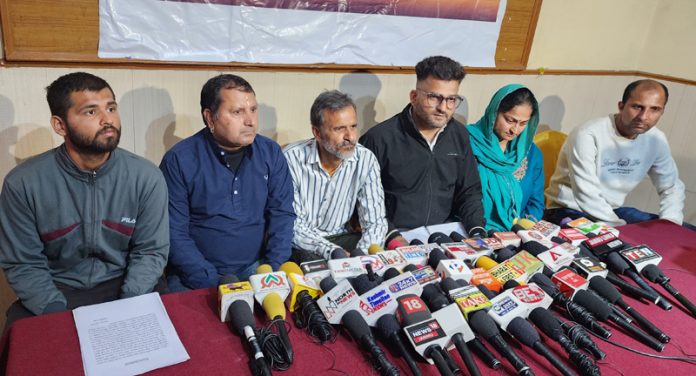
[66,125,121,154]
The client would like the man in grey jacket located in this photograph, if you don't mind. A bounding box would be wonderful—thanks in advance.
[0,72,169,328]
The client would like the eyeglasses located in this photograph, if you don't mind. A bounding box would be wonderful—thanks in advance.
[417,89,463,109]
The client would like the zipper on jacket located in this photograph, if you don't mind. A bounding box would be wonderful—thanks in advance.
[88,170,97,287]
[424,151,434,226]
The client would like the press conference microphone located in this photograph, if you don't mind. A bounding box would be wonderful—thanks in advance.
[440,278,502,371]
[396,295,455,376]
[410,239,424,246]
[350,248,366,257]
[252,265,293,365]
[468,311,535,376]
[642,264,696,318]
[376,314,423,376]
[420,285,482,376]
[343,310,401,376]
[428,232,454,245]
[328,247,348,259]
[385,230,407,250]
[450,231,466,242]
[468,227,487,238]
[279,262,334,343]
[588,276,670,343]
[573,290,664,351]
[506,317,575,376]
[383,267,402,281]
[369,244,385,255]
[528,307,600,376]
[529,274,612,339]
[229,300,272,376]
[605,252,671,310]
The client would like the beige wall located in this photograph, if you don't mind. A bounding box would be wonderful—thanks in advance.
[528,0,696,81]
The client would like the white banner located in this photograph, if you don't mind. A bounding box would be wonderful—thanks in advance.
[98,0,506,67]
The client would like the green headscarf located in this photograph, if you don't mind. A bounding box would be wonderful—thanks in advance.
[466,84,539,231]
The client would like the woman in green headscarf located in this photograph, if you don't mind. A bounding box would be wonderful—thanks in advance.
[467,84,544,231]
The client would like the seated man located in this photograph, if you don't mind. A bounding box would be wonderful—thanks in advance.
[160,74,295,289]
[0,72,169,328]
[284,90,387,260]
[360,56,486,236]
[545,79,687,227]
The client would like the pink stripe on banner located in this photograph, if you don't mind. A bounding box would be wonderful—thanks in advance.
[164,0,500,22]
[102,220,135,237]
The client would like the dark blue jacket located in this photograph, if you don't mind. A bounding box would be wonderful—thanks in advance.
[160,129,295,288]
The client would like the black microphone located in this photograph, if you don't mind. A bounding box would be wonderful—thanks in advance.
[450,231,466,242]
[528,308,601,376]
[589,276,670,343]
[331,248,349,259]
[493,246,517,262]
[229,300,272,376]
[410,239,424,246]
[506,317,575,376]
[343,310,400,376]
[383,267,402,281]
[375,314,422,376]
[642,264,696,318]
[529,273,612,339]
[468,311,534,376]
[439,278,501,371]
[428,232,454,245]
[606,252,672,310]
[573,290,664,351]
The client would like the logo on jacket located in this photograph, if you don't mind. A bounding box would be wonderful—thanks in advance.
[121,217,136,224]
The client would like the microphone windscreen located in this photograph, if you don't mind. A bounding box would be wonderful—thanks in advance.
[352,274,377,295]
[256,264,273,274]
[502,280,520,291]
[506,317,541,347]
[450,231,466,242]
[518,218,536,230]
[477,284,497,299]
[219,274,240,285]
[402,264,419,273]
[456,279,470,287]
[375,314,401,338]
[279,261,303,276]
[495,246,517,262]
[350,248,366,257]
[229,300,255,335]
[331,248,348,259]
[469,227,487,238]
[475,256,498,270]
[641,264,663,283]
[511,224,525,233]
[487,229,497,238]
[368,244,384,254]
[529,273,557,293]
[383,267,401,281]
[320,276,338,292]
[573,290,610,320]
[342,310,371,340]
[521,241,548,256]
[440,277,460,293]
[262,292,286,320]
[528,307,563,340]
[428,248,448,269]
[410,239,424,245]
[468,310,499,339]
[550,236,565,245]
[428,232,453,245]
[605,252,630,273]
[422,284,449,310]
[560,217,573,227]
[588,276,621,303]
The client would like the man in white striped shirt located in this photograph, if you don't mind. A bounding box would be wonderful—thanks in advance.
[284,90,388,260]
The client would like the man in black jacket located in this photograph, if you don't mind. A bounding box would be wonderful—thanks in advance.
[360,56,485,237]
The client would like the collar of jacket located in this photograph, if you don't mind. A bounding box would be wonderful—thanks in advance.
[399,104,457,147]
[55,144,118,182]
[204,128,255,167]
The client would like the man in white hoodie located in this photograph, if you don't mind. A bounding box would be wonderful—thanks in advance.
[544,79,687,228]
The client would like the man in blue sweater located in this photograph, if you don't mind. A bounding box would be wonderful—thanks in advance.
[160,74,295,290]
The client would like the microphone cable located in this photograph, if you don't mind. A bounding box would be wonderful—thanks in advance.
[257,318,293,371]
[294,291,336,343]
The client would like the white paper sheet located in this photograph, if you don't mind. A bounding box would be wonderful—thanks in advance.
[73,292,190,376]
[401,221,467,244]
